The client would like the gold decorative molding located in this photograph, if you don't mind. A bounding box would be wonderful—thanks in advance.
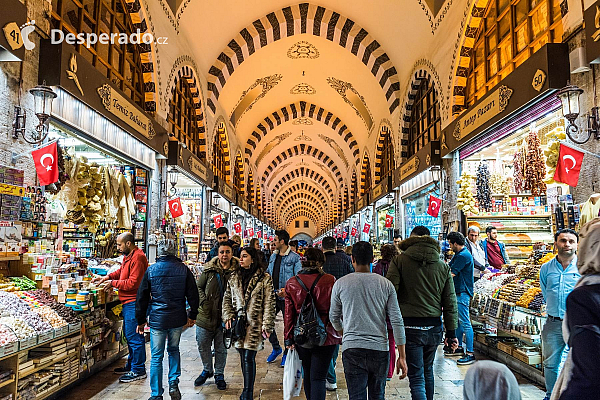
[230,74,283,126]
[255,132,293,167]
[290,83,316,95]
[327,77,373,130]
[67,54,84,96]
[287,41,319,59]
[318,134,349,168]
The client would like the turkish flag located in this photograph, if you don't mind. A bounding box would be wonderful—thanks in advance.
[32,142,59,186]
[342,231,347,239]
[351,227,357,236]
[363,223,371,234]
[385,214,394,228]
[234,222,242,234]
[257,230,262,239]
[248,228,254,237]
[269,235,274,241]
[427,195,442,218]
[213,214,223,228]
[168,197,184,218]
[553,144,585,187]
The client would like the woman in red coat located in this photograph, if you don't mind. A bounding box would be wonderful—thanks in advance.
[284,248,341,400]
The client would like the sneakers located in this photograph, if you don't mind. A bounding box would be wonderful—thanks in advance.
[168,382,181,400]
[457,354,476,365]
[148,397,163,400]
[325,381,337,391]
[280,353,287,367]
[267,348,282,363]
[215,374,227,390]
[114,366,130,374]
[445,346,464,356]
[119,371,147,383]
[194,370,213,386]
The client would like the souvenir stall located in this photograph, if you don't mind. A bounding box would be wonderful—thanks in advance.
[440,43,571,384]
[355,193,373,244]
[371,177,394,246]
[204,177,234,255]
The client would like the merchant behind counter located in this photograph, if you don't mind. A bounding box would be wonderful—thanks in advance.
[93,232,149,383]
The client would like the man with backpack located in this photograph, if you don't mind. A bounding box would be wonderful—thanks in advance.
[329,241,407,400]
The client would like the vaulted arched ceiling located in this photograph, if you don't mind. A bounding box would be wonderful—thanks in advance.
[177,0,448,235]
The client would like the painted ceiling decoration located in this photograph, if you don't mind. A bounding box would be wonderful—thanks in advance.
[327,77,373,131]
[273,181,330,208]
[205,3,401,114]
[294,131,312,141]
[272,168,335,198]
[245,101,360,163]
[230,74,283,126]
[254,132,294,168]
[261,144,344,184]
[293,117,313,125]
[278,194,327,216]
[318,133,349,168]
[290,83,317,95]
[282,204,323,224]
[287,41,320,59]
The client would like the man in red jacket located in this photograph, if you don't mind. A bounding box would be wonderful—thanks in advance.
[94,232,149,382]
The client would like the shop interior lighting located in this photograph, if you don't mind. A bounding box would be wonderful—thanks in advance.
[557,83,600,144]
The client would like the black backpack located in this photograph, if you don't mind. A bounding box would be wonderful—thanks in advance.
[293,274,327,348]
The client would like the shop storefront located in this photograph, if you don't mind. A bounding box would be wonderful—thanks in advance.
[441,43,570,385]
[166,142,213,263]
[208,176,235,249]
[371,177,394,246]
[355,193,373,243]
[395,141,443,240]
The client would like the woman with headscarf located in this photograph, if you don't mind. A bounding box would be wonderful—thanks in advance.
[551,218,600,400]
[284,248,341,400]
[373,244,400,380]
[223,247,276,400]
[463,360,522,400]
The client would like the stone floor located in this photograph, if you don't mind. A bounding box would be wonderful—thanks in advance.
[63,318,545,399]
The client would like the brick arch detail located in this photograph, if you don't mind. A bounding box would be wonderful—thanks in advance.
[206,3,401,114]
[360,151,372,195]
[374,121,393,184]
[213,116,232,182]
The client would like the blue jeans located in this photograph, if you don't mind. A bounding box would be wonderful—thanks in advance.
[342,348,388,400]
[150,327,182,397]
[405,326,443,400]
[456,292,474,353]
[327,344,340,384]
[542,318,567,397]
[122,301,146,374]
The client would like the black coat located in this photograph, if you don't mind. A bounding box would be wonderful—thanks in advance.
[136,255,199,330]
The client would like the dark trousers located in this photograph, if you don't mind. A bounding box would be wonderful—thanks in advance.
[268,299,286,352]
[342,348,389,400]
[237,348,257,400]
[297,345,336,400]
[405,326,443,400]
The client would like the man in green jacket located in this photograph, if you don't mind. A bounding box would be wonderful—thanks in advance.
[386,226,458,400]
[194,241,239,390]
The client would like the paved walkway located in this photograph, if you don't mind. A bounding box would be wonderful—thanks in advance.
[64,318,545,399]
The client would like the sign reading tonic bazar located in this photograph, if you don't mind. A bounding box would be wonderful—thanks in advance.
[452,86,513,141]
[97,84,156,139]
[188,157,208,181]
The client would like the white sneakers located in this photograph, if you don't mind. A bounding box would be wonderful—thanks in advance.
[325,382,337,391]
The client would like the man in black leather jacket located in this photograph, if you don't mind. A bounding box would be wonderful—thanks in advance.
[136,239,199,400]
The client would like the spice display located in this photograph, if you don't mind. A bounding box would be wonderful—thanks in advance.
[0,324,18,346]
[513,149,525,194]
[523,131,547,195]
[476,162,493,212]
[457,172,478,214]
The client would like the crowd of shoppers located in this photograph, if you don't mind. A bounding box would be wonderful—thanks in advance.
[86,218,600,400]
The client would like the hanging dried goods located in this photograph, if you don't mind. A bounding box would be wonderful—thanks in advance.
[457,172,478,214]
[476,162,493,212]
[523,131,547,195]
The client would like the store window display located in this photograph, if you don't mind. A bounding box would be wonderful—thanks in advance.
[403,185,442,240]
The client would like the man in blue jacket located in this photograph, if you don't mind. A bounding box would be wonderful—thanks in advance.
[136,239,200,400]
[266,229,302,366]
[448,231,475,365]
[480,226,509,269]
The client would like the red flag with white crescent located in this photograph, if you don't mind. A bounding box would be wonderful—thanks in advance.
[234,222,242,234]
[342,231,347,239]
[427,195,442,218]
[553,144,584,187]
[168,197,183,218]
[351,227,357,237]
[269,235,274,242]
[213,214,223,228]
[248,227,254,237]
[31,141,59,186]
[257,230,262,239]
[363,223,371,234]
[385,214,394,228]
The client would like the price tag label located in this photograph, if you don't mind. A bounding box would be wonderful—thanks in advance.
[50,284,58,295]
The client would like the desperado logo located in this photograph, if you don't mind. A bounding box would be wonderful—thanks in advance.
[2,21,36,51]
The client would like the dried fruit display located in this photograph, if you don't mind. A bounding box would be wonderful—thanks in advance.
[543,128,566,184]
[516,287,543,308]
[524,131,547,195]
[476,162,493,212]
[513,149,525,194]
[489,173,510,194]
[457,172,478,214]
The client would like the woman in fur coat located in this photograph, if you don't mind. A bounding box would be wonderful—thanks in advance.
[223,246,276,400]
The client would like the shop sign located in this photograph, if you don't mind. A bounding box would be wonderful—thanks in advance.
[0,183,25,197]
[585,1,600,64]
[0,0,28,61]
[357,195,366,211]
[188,157,208,181]
[452,86,513,141]
[97,84,155,139]
[400,156,421,180]
[239,198,248,212]
[217,179,235,203]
